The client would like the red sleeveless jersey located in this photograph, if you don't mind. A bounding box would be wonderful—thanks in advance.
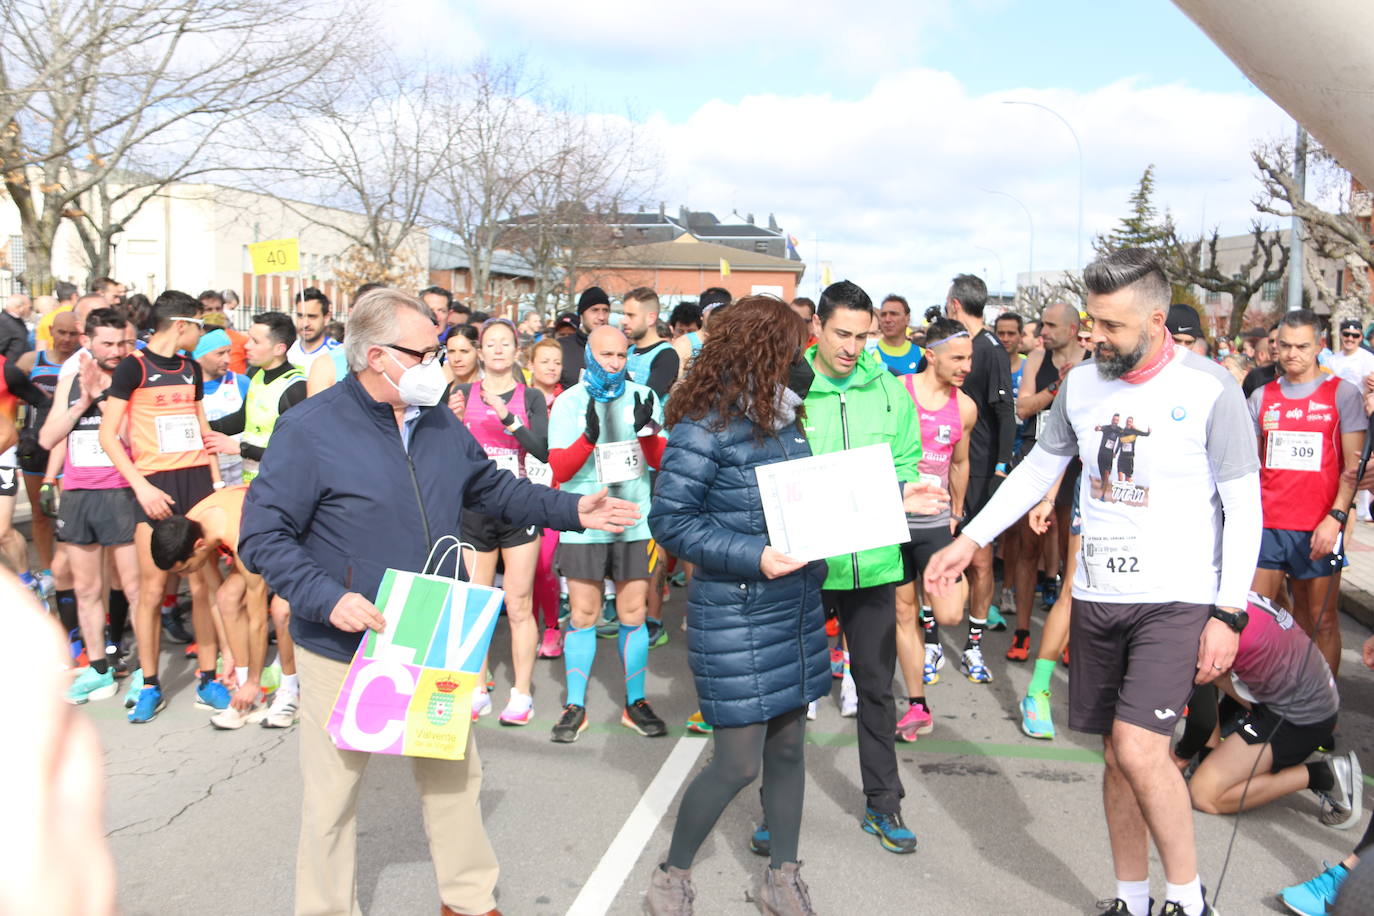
[1257,375,1343,531]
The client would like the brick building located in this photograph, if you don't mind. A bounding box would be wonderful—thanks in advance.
[572,235,805,303]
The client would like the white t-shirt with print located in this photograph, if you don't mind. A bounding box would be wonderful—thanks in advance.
[1036,347,1258,606]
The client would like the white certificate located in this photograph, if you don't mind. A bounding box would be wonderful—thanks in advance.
[754,443,911,562]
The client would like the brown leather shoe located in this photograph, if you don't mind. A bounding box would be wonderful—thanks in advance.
[440,906,501,916]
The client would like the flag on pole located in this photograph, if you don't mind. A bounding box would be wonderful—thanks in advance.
[787,234,800,259]
[719,258,731,277]
[821,261,833,287]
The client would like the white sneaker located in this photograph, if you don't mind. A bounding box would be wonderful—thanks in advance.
[961,645,993,684]
[1001,586,1015,611]
[260,690,299,729]
[840,670,858,717]
[1318,751,1364,829]
[806,700,817,720]
[471,687,492,720]
[498,690,534,726]
[923,644,944,684]
[210,699,266,730]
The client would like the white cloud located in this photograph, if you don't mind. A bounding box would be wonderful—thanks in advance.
[646,69,1293,306]
[463,0,958,78]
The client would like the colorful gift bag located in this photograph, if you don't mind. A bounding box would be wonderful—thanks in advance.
[326,538,504,760]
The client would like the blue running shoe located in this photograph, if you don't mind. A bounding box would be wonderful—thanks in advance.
[1280,862,1348,915]
[862,807,917,853]
[750,820,770,857]
[123,668,145,708]
[1020,693,1055,740]
[195,679,231,710]
[128,685,165,723]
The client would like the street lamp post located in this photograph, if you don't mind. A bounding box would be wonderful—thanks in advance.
[974,245,1005,299]
[1003,100,1084,272]
[982,188,1034,299]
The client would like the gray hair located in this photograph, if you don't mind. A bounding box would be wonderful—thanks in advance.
[1082,248,1169,315]
[345,287,432,372]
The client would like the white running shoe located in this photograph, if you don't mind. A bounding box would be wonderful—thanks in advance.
[1318,751,1363,829]
[498,690,534,726]
[923,644,945,685]
[471,687,492,720]
[210,699,266,730]
[260,690,299,729]
[961,645,993,684]
[840,670,858,717]
[806,700,817,721]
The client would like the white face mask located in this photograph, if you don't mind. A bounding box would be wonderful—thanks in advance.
[385,350,447,407]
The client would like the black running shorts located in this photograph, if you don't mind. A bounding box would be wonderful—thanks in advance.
[134,466,214,526]
[1236,705,1337,772]
[460,509,540,552]
[58,487,137,546]
[901,525,957,584]
[557,539,655,582]
[1067,598,1210,736]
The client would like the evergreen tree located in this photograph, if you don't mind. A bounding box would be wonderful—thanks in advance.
[1095,165,1173,254]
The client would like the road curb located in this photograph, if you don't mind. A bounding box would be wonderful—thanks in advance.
[1340,581,1374,631]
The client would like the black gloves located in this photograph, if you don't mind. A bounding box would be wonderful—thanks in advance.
[585,397,601,445]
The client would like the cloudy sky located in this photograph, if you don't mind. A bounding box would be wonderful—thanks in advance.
[392,0,1295,308]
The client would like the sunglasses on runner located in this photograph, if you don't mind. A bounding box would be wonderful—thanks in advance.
[1342,332,1362,339]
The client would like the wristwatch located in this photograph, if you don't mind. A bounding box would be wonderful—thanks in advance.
[1208,607,1249,633]
[1329,508,1349,525]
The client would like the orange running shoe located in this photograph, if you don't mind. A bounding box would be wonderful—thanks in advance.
[1006,630,1031,661]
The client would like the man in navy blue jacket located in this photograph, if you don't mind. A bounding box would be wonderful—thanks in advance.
[239,288,638,916]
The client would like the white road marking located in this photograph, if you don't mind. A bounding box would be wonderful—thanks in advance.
[566,735,708,915]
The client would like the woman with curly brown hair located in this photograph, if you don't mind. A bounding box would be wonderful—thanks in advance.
[644,297,946,914]
[643,295,824,915]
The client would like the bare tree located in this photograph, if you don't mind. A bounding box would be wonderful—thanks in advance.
[235,51,442,291]
[0,0,368,293]
[1254,142,1374,311]
[513,111,659,316]
[429,59,543,313]
[1162,223,1289,338]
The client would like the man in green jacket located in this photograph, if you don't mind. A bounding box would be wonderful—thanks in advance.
[801,280,924,853]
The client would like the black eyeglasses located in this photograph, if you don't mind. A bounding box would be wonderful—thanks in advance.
[387,343,443,365]
[1342,332,1362,339]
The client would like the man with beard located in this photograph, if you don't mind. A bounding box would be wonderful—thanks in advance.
[926,248,1259,916]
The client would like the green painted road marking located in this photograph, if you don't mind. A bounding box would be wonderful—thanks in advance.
[473,718,1108,764]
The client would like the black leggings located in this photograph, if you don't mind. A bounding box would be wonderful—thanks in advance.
[666,706,807,870]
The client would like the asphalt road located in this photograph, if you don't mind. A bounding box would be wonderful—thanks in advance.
[89,590,1374,915]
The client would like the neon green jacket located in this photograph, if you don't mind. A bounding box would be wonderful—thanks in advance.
[799,345,923,590]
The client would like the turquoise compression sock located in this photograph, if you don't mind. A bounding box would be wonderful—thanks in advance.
[619,623,648,703]
[563,624,596,707]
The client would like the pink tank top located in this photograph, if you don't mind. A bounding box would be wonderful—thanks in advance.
[464,379,530,477]
[902,374,962,490]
